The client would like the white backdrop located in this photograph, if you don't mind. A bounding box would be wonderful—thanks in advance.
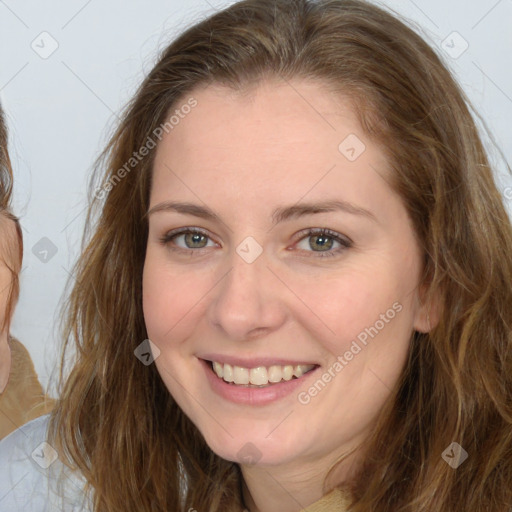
[0,0,511,396]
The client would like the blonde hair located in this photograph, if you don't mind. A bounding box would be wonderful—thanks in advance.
[49,0,512,510]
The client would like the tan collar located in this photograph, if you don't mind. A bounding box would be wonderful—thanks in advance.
[299,488,351,512]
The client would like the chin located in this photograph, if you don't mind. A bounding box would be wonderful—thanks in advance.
[199,425,304,467]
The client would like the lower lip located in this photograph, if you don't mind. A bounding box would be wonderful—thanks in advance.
[200,359,319,406]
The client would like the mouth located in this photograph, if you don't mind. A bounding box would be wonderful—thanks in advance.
[206,360,318,388]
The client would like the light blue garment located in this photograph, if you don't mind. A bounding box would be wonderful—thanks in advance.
[0,414,92,511]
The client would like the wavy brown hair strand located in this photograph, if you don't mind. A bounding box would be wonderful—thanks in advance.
[0,105,13,210]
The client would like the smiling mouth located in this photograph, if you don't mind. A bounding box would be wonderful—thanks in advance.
[207,360,317,388]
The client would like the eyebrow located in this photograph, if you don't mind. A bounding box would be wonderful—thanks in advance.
[146,199,378,225]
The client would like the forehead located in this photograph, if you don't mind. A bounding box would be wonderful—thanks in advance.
[150,79,394,216]
[165,79,363,159]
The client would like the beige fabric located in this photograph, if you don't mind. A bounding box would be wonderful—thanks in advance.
[299,488,351,512]
[0,337,55,440]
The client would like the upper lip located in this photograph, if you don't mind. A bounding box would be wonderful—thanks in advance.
[199,354,319,369]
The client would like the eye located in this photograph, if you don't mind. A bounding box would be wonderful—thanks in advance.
[159,228,217,254]
[293,228,352,258]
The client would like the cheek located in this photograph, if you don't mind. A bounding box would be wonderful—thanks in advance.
[302,264,418,418]
[142,254,211,343]
[295,265,414,354]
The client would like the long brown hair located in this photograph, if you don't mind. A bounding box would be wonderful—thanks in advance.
[48,0,512,510]
[0,105,13,211]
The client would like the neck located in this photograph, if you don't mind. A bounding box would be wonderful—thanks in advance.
[240,449,358,512]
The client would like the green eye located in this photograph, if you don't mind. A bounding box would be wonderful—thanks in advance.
[294,228,352,258]
[160,228,215,250]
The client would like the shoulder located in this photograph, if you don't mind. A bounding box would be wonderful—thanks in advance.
[6,336,42,395]
[9,336,34,367]
[0,414,93,511]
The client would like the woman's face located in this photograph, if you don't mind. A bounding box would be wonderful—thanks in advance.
[142,79,431,472]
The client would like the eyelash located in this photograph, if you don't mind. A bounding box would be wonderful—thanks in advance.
[158,227,352,258]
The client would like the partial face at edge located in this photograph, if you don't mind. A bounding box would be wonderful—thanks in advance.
[142,79,431,471]
[0,215,18,393]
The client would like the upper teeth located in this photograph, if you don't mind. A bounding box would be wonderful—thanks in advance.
[212,362,315,386]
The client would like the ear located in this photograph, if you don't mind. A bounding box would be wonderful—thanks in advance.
[412,282,441,334]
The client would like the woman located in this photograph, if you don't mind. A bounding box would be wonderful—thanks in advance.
[1,0,511,510]
[0,105,55,440]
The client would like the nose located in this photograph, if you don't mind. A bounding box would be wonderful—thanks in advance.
[206,242,287,342]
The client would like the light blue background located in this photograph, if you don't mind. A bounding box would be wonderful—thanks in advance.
[0,0,511,395]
